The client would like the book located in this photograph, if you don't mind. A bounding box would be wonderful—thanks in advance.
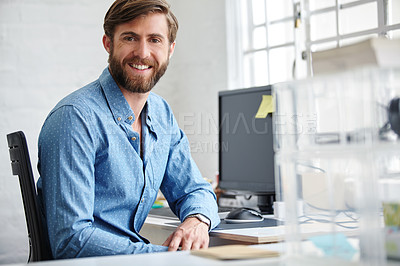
[312,37,400,75]
[190,245,280,260]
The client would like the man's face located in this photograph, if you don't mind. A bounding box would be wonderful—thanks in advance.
[104,12,175,94]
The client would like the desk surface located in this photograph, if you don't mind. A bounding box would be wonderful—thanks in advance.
[143,212,285,245]
[143,210,359,245]
[1,245,282,266]
[5,243,398,266]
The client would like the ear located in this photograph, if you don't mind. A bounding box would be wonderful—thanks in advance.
[103,34,112,54]
[168,41,176,59]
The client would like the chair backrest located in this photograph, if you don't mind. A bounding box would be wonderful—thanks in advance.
[6,131,52,262]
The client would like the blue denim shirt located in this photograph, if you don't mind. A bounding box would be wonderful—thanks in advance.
[37,68,220,259]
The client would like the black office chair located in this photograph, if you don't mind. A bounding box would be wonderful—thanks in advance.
[6,131,52,262]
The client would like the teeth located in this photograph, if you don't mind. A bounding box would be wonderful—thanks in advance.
[131,64,150,70]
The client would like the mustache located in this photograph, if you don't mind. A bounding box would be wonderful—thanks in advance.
[123,56,156,67]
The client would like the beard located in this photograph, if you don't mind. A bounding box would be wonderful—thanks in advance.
[108,48,169,94]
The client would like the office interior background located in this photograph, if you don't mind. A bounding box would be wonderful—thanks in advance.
[0,0,399,264]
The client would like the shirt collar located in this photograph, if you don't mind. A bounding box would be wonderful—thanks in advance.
[142,96,158,137]
[99,67,135,125]
[99,67,159,137]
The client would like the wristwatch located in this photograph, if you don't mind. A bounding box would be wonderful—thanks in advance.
[186,213,211,229]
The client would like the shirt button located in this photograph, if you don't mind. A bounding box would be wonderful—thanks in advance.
[128,116,133,120]
[131,137,136,141]
[117,117,122,121]
[141,198,144,203]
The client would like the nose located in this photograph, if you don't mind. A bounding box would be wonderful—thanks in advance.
[136,40,150,59]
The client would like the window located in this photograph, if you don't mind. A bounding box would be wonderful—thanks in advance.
[226,0,400,89]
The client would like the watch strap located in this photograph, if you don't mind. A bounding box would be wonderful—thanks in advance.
[186,213,211,229]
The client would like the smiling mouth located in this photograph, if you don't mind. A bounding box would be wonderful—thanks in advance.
[129,63,152,70]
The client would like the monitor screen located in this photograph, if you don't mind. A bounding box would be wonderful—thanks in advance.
[218,86,275,211]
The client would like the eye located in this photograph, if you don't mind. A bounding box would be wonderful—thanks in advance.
[124,36,136,42]
[150,38,161,44]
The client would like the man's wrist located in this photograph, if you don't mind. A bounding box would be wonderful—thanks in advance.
[185,213,211,229]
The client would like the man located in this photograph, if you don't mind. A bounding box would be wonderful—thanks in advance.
[37,0,220,259]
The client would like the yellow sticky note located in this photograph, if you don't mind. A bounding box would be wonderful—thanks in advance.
[255,95,274,118]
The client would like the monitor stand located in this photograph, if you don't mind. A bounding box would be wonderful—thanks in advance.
[218,191,276,214]
[257,193,276,214]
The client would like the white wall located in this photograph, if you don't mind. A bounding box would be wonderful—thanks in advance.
[156,0,227,181]
[0,0,227,264]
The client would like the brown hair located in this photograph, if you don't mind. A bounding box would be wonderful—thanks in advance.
[104,0,178,44]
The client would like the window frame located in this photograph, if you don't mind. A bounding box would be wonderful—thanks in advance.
[226,0,400,89]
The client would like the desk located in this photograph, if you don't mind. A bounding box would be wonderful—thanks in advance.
[141,210,360,247]
[141,211,284,246]
[4,243,399,266]
[1,245,282,266]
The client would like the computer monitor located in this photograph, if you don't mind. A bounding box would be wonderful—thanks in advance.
[218,85,275,213]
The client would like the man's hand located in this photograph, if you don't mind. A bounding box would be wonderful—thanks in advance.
[162,217,209,251]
